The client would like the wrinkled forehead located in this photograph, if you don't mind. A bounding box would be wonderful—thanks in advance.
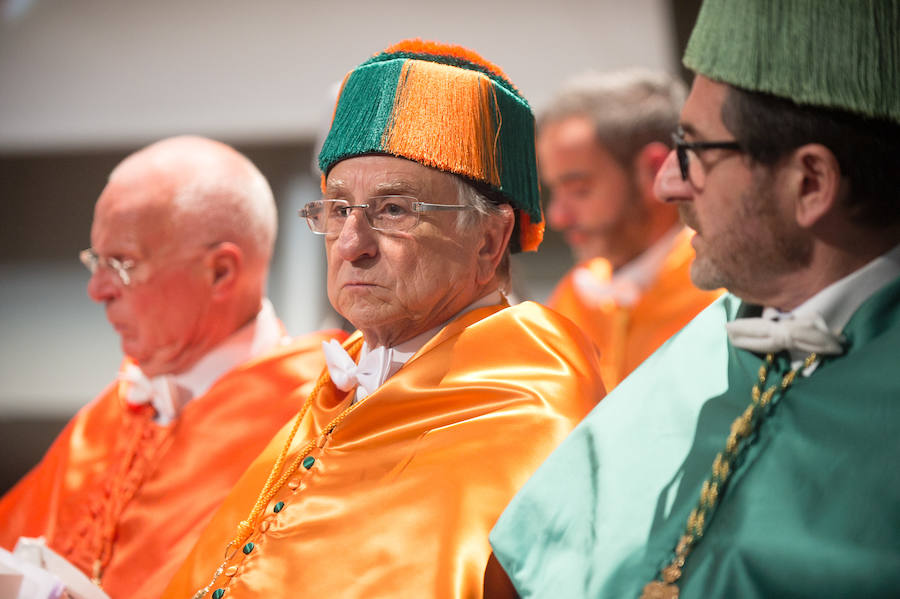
[324,155,458,200]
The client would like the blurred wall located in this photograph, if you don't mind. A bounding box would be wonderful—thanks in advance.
[0,0,677,151]
[0,0,687,488]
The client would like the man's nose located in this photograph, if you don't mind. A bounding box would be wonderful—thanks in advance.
[333,208,378,262]
[653,150,693,204]
[86,267,122,303]
[546,195,574,230]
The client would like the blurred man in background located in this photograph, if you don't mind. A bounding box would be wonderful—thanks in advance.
[0,135,343,599]
[540,70,721,389]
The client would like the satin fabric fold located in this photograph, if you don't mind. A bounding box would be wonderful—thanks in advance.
[548,228,722,390]
[0,330,345,599]
[162,302,605,599]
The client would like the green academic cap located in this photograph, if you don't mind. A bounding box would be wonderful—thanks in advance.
[684,0,900,124]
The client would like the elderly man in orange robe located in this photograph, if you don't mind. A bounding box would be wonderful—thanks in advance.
[540,70,722,390]
[162,40,606,599]
[0,136,343,598]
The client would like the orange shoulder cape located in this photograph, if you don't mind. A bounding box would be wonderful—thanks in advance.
[548,229,722,390]
[0,329,345,599]
[163,302,605,599]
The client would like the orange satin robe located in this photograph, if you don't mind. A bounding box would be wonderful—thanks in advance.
[548,229,722,391]
[162,302,605,599]
[0,330,345,599]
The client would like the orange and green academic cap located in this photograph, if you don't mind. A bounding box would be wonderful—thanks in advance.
[318,39,544,253]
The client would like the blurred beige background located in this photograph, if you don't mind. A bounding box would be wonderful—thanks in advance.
[0,0,700,490]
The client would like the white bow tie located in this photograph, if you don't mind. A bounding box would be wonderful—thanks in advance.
[726,312,845,355]
[322,340,390,401]
[118,364,190,425]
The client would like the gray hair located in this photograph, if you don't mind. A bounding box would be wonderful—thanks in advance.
[539,68,686,167]
[453,176,512,290]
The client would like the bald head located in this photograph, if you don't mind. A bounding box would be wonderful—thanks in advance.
[88,136,278,376]
[108,135,277,272]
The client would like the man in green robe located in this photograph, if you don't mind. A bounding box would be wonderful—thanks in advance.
[486,1,900,597]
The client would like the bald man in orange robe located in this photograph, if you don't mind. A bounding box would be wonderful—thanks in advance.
[0,136,344,599]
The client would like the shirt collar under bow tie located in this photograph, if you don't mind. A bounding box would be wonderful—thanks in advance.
[119,364,193,426]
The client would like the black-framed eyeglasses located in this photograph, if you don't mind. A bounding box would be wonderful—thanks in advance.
[299,195,473,236]
[671,129,743,184]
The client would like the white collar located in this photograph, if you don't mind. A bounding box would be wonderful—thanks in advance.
[758,244,900,372]
[125,299,286,423]
[350,290,503,402]
[762,243,900,335]
[174,298,286,399]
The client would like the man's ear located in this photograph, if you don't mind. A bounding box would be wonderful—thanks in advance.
[476,204,515,285]
[207,242,243,300]
[632,141,672,203]
[786,143,842,229]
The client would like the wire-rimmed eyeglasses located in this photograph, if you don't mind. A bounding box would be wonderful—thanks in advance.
[299,195,473,236]
[79,248,135,286]
[672,128,743,187]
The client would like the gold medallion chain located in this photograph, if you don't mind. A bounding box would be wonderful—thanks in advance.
[640,351,818,599]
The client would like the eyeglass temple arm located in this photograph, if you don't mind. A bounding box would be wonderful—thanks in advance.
[414,202,471,212]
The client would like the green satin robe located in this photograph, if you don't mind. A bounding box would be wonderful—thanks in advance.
[490,275,900,598]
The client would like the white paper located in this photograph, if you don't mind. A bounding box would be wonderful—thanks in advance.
[0,545,63,599]
[11,538,110,599]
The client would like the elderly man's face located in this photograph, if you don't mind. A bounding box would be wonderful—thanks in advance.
[324,156,490,348]
[87,172,215,376]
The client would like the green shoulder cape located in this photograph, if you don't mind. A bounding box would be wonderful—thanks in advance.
[491,275,900,598]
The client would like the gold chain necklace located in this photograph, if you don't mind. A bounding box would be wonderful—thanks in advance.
[192,337,365,599]
[640,351,818,599]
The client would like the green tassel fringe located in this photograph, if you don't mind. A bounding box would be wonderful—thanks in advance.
[684,0,900,124]
[318,59,402,174]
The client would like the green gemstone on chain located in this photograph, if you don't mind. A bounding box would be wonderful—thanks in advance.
[273,501,284,513]
[242,542,254,555]
[302,456,316,469]
[212,589,225,599]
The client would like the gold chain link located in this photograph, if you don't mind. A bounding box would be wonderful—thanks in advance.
[640,351,818,599]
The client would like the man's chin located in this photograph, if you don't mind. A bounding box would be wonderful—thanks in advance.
[688,256,728,292]
[121,340,151,369]
[120,339,138,359]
